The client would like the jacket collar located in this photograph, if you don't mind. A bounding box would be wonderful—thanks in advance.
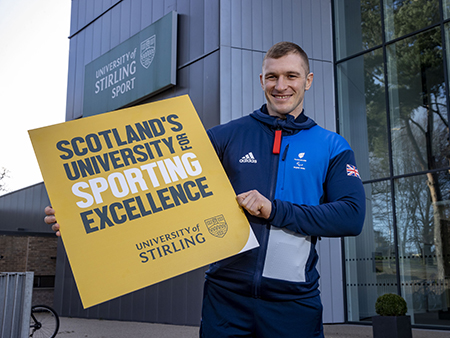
[250,104,317,134]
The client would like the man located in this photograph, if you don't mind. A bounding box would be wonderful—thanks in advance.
[46,42,365,338]
[199,41,365,337]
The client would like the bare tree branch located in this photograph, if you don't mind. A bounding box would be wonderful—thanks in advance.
[0,167,10,192]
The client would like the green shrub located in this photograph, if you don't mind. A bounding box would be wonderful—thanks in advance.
[375,293,407,316]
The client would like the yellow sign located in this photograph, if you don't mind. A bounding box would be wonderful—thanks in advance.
[29,95,258,308]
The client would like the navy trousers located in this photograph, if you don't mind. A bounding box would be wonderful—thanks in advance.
[200,280,324,338]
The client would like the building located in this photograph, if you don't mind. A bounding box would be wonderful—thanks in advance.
[1,0,449,330]
[0,183,57,306]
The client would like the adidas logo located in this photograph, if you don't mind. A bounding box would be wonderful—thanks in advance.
[239,152,257,163]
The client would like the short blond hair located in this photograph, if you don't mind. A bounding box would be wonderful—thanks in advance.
[263,41,310,74]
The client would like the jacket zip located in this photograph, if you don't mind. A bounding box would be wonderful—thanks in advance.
[252,130,282,298]
[279,143,290,191]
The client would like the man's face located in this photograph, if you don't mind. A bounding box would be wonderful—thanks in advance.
[260,53,314,119]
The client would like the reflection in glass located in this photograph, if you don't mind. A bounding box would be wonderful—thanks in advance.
[346,180,396,321]
[446,24,450,96]
[444,0,450,20]
[335,0,450,329]
[384,0,440,41]
[337,49,389,181]
[395,172,450,325]
[387,27,448,176]
[334,0,382,60]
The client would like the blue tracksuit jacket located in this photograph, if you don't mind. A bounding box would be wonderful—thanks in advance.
[206,104,365,301]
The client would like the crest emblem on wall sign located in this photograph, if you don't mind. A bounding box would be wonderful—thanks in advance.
[140,35,156,69]
[205,215,228,238]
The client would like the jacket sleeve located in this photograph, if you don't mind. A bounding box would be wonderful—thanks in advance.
[207,128,224,161]
[269,149,366,237]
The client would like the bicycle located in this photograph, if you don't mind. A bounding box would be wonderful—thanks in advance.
[29,305,60,338]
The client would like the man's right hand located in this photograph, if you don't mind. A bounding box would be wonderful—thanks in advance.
[44,206,61,237]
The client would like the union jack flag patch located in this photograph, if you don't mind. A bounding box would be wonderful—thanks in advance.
[346,164,361,179]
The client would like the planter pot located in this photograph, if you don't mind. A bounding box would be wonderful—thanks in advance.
[372,315,412,338]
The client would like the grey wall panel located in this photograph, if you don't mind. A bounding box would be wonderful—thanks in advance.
[140,0,154,27]
[130,1,142,35]
[69,0,122,36]
[220,0,231,47]
[74,0,86,34]
[300,0,314,59]
[91,16,102,60]
[270,1,284,43]
[261,0,274,51]
[177,0,220,66]
[120,1,131,43]
[219,47,264,124]
[84,25,94,68]
[230,0,242,47]
[304,60,336,132]
[328,238,345,322]
[85,1,96,29]
[322,61,336,131]
[101,7,112,53]
[316,238,345,323]
[242,50,255,115]
[0,183,51,235]
[151,0,165,21]
[252,52,265,110]
[250,0,263,51]
[94,1,104,22]
[204,0,220,52]
[230,47,243,120]
[281,2,294,42]
[187,56,205,120]
[201,51,221,129]
[64,42,77,120]
[177,1,191,65]
[311,0,324,59]
[74,30,87,120]
[69,0,79,38]
[109,6,120,48]
[189,0,205,61]
[320,0,333,62]
[305,60,323,126]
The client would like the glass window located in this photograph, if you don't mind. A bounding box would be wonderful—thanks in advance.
[337,49,389,181]
[384,0,440,42]
[335,0,450,329]
[334,0,382,60]
[387,27,447,176]
[446,23,450,89]
[395,172,450,325]
[444,0,450,20]
[345,180,396,321]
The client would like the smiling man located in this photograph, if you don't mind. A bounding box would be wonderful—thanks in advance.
[201,42,366,337]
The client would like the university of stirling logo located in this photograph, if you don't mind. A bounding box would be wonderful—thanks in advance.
[204,215,228,238]
[140,35,156,69]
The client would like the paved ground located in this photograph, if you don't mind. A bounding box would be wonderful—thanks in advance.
[55,317,450,338]
[56,317,198,337]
